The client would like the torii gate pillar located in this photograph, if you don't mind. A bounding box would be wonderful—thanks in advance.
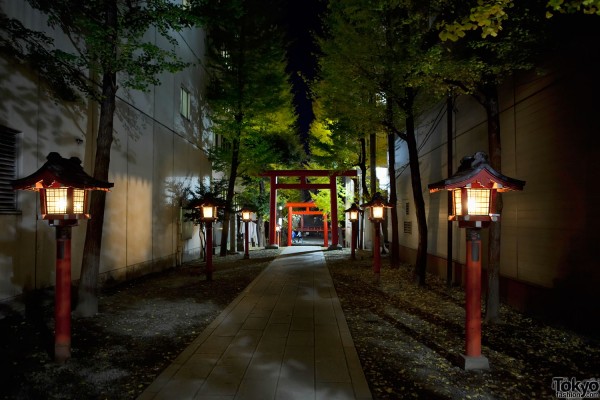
[266,175,277,249]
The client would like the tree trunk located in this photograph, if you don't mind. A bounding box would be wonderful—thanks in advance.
[199,223,206,261]
[220,136,240,256]
[358,137,368,249]
[386,116,399,268]
[404,89,428,286]
[358,137,370,199]
[257,179,266,247]
[482,83,503,323]
[369,132,377,195]
[75,71,117,317]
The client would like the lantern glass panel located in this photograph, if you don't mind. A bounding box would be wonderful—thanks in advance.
[242,211,251,221]
[73,189,86,214]
[349,210,358,221]
[46,188,68,214]
[454,188,490,216]
[202,205,214,220]
[372,206,384,220]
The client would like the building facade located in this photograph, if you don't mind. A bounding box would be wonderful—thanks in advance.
[0,1,212,302]
[395,29,600,329]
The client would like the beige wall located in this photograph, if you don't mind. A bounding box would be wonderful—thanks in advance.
[396,51,600,321]
[0,1,211,300]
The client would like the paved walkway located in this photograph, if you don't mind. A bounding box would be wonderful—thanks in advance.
[138,246,372,400]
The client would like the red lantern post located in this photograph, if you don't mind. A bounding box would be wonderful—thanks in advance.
[196,193,223,281]
[239,206,253,259]
[429,152,524,370]
[12,152,113,363]
[361,193,392,281]
[345,203,361,260]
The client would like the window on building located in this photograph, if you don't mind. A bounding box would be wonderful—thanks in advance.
[0,126,18,213]
[180,87,191,120]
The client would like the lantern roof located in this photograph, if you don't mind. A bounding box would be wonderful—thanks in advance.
[360,192,393,209]
[190,192,226,209]
[344,202,362,213]
[12,152,113,191]
[238,205,255,213]
[428,152,525,193]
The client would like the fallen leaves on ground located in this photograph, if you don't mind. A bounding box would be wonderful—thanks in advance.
[1,247,598,399]
[0,248,280,400]
[324,248,600,399]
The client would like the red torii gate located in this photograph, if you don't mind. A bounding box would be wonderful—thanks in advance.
[259,169,357,249]
[286,202,328,247]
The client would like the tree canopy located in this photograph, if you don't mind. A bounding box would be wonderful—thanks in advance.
[198,0,300,255]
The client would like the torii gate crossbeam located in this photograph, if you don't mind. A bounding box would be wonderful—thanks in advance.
[259,169,357,249]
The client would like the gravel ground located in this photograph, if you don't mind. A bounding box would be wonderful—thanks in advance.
[1,246,598,399]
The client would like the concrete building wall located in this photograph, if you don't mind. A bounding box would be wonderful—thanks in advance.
[0,1,211,301]
[395,44,600,326]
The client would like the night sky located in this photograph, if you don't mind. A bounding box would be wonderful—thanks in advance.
[282,0,328,156]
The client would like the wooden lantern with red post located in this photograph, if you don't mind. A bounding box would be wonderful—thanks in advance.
[195,193,224,281]
[344,203,361,260]
[360,192,392,281]
[11,152,113,363]
[238,206,254,259]
[428,151,524,370]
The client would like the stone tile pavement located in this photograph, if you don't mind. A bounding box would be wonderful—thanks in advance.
[137,245,372,400]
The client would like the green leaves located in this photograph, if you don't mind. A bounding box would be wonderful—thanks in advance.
[438,0,513,42]
[4,0,200,101]
[546,0,600,17]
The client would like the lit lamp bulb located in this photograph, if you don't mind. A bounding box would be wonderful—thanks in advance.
[46,188,68,214]
[372,205,384,220]
[349,210,358,221]
[57,198,68,213]
[468,197,477,214]
[242,211,251,221]
[453,188,490,216]
[202,205,214,220]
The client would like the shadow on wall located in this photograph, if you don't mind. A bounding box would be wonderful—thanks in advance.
[552,232,599,336]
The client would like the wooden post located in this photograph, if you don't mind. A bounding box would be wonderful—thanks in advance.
[462,228,489,370]
[54,224,72,363]
[373,221,381,281]
[206,222,214,281]
[244,221,250,259]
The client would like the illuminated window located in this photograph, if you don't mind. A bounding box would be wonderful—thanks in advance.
[180,87,191,120]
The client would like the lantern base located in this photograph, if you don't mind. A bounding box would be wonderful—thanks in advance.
[55,343,71,364]
[49,219,79,227]
[327,244,342,250]
[460,354,489,370]
[266,244,279,249]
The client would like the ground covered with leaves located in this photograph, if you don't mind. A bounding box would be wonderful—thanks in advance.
[324,248,600,399]
[0,248,280,400]
[1,246,598,399]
